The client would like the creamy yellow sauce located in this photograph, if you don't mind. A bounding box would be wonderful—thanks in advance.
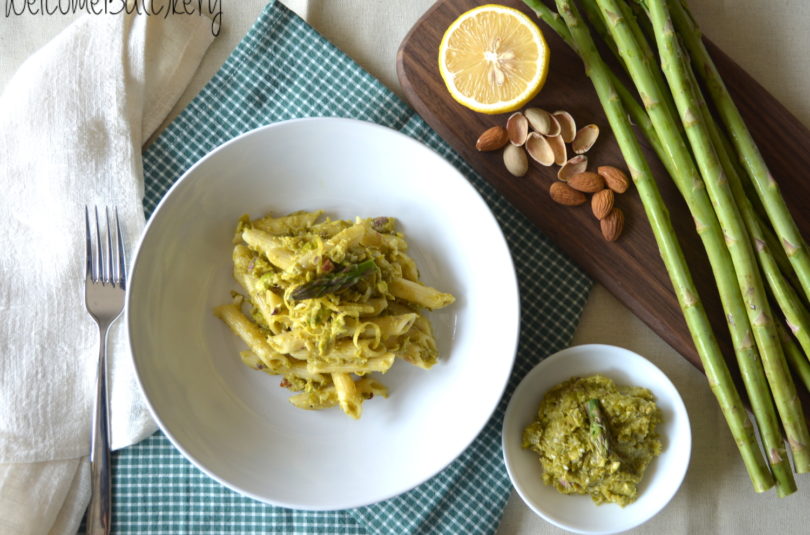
[522,375,663,506]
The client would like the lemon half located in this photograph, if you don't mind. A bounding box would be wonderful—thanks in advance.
[438,4,550,114]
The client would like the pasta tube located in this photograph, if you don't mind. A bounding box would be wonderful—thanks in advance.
[389,277,455,310]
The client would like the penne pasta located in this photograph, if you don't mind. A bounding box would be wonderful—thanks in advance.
[214,303,290,371]
[288,377,388,411]
[241,228,296,270]
[232,245,284,329]
[345,313,418,339]
[287,339,389,362]
[389,277,455,310]
[214,210,454,419]
[252,210,323,235]
[308,354,395,375]
[331,372,363,419]
[393,251,420,281]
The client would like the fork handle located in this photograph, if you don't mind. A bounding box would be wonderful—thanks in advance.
[87,324,112,535]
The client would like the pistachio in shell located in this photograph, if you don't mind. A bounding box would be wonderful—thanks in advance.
[525,132,555,166]
[506,112,529,146]
[546,134,568,166]
[572,123,600,154]
[557,154,588,181]
[503,144,529,177]
[524,107,559,136]
[552,110,577,143]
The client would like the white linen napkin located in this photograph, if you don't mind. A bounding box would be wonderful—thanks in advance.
[0,7,215,534]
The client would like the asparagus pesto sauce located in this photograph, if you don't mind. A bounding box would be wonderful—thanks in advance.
[522,375,663,506]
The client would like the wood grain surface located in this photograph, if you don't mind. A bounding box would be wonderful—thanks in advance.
[396,0,810,379]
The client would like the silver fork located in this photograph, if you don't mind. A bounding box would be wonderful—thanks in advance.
[84,206,127,535]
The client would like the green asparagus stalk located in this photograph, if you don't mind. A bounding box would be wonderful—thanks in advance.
[522,0,646,127]
[666,0,809,364]
[663,9,799,493]
[594,0,792,489]
[705,102,808,297]
[644,0,810,472]
[756,220,810,360]
[627,0,656,45]
[291,259,376,300]
[779,323,810,393]
[522,1,669,166]
[666,0,810,304]
[551,0,774,492]
[528,0,803,490]
[613,0,804,311]
[586,399,611,459]
[592,0,682,133]
[591,0,801,487]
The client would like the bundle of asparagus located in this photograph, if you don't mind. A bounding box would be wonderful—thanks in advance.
[521,0,810,495]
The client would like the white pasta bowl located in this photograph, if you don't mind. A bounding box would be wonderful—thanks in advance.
[502,344,691,534]
[126,118,520,510]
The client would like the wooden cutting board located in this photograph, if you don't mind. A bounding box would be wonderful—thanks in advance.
[396,0,810,378]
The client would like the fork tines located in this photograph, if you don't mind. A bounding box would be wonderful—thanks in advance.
[84,206,127,289]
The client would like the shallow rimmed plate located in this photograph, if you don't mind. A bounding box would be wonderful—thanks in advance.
[502,344,691,534]
[127,118,520,510]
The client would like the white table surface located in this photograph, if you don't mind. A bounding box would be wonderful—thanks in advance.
[2,1,809,533]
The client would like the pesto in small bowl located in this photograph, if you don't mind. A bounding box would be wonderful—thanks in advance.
[522,375,663,507]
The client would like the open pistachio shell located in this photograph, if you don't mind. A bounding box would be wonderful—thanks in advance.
[557,154,588,181]
[506,112,529,146]
[572,123,600,154]
[553,110,577,143]
[525,132,555,166]
[546,134,568,166]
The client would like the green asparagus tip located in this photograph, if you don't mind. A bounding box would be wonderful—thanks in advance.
[291,258,377,300]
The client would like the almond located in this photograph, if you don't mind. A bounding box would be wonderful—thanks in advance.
[567,171,605,193]
[591,189,614,220]
[475,126,509,151]
[598,165,630,193]
[600,207,624,241]
[549,181,587,206]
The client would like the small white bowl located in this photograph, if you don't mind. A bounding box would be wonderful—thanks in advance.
[502,344,691,534]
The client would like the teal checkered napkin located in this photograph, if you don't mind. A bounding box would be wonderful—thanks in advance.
[111,1,592,533]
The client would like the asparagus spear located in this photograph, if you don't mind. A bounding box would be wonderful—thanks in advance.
[551,0,774,492]
[291,259,376,300]
[602,0,805,323]
[635,0,809,361]
[586,399,611,459]
[779,323,810,393]
[591,0,793,489]
[523,1,675,172]
[586,0,683,135]
[664,13,799,493]
[666,0,810,304]
[645,0,810,473]
[593,0,806,479]
[528,0,802,490]
[522,0,650,131]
